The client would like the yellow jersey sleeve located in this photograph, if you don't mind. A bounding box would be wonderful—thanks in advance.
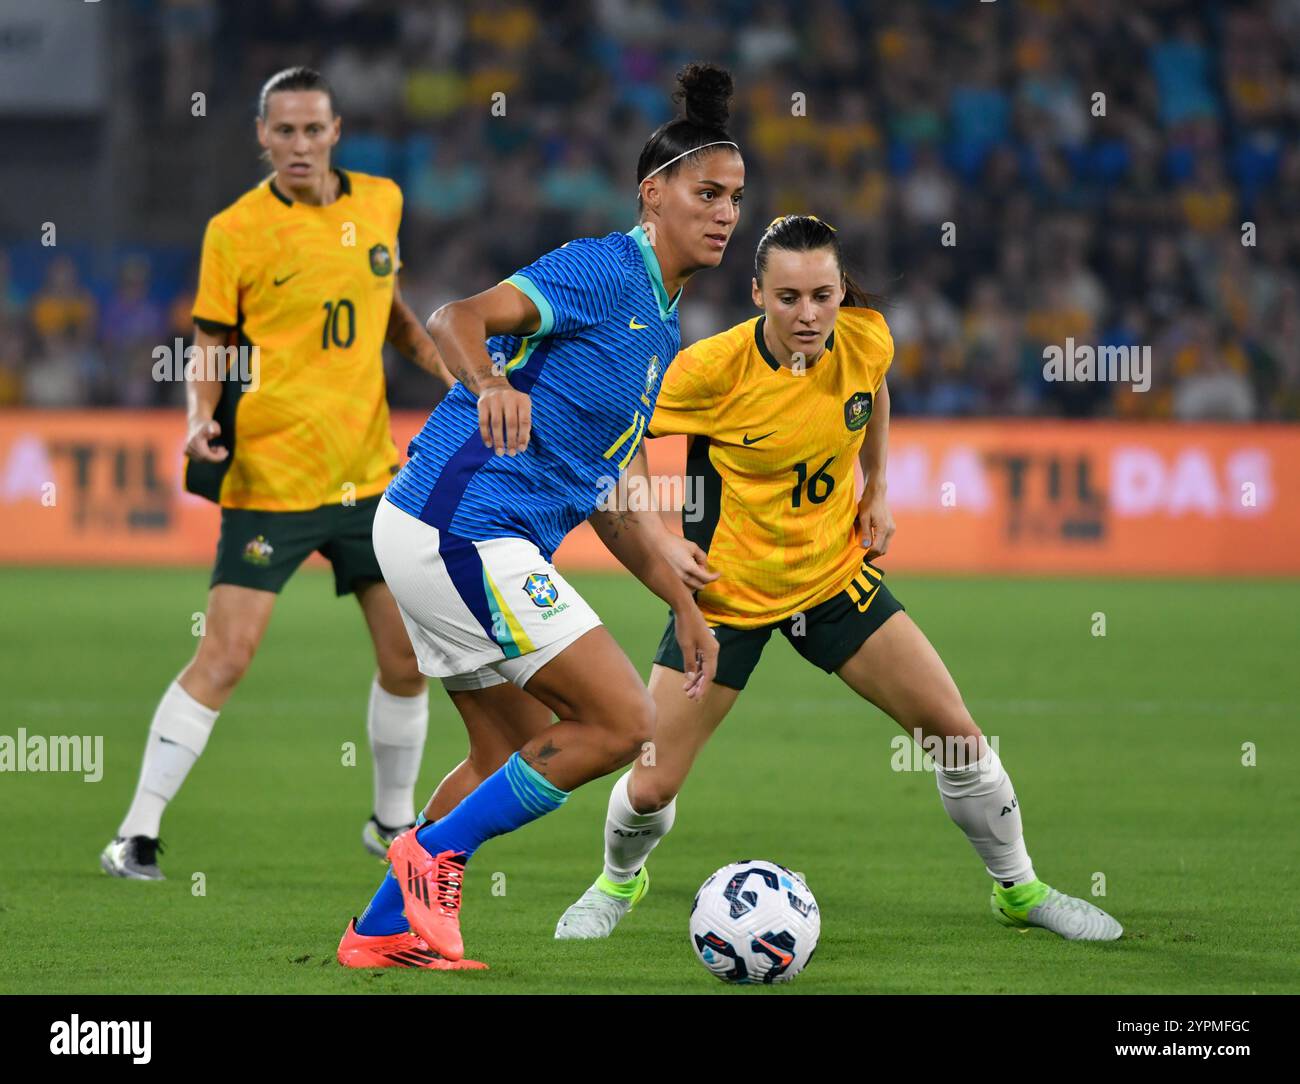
[874,312,895,389]
[192,217,240,330]
[649,343,733,437]
[384,181,404,270]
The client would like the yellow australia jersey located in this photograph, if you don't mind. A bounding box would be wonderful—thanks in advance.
[187,169,402,510]
[650,307,894,628]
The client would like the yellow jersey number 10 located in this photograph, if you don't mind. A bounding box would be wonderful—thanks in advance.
[321,299,356,349]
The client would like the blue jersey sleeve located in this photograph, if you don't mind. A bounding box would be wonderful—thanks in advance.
[504,236,627,338]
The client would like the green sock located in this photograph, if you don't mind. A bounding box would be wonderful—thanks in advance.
[598,870,642,899]
[995,879,1047,911]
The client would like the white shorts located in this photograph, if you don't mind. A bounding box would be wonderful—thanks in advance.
[373,496,601,691]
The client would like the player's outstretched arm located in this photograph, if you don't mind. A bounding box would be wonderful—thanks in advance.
[386,277,454,390]
[588,468,719,698]
[856,376,895,558]
[597,446,718,590]
[427,282,541,456]
[589,504,699,614]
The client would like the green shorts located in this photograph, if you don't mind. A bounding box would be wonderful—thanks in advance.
[211,493,385,596]
[654,557,905,691]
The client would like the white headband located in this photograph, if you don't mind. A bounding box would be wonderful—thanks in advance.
[638,141,740,187]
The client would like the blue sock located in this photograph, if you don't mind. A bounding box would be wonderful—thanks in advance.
[356,870,407,936]
[415,752,567,861]
[355,811,430,937]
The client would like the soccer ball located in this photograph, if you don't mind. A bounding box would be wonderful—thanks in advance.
[689,860,820,984]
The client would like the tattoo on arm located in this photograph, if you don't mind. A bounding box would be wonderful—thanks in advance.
[608,509,635,541]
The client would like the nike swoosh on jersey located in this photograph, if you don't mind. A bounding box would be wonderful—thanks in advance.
[742,431,777,446]
[273,272,300,286]
[628,317,648,330]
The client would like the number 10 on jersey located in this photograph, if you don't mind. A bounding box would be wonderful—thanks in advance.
[321,299,356,349]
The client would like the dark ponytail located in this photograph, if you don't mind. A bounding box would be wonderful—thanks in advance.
[258,66,336,119]
[755,215,879,308]
[636,63,739,210]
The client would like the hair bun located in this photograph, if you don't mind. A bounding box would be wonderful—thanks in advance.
[674,62,733,131]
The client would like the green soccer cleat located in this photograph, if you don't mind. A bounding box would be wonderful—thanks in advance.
[991,879,1123,941]
[361,815,416,860]
[554,868,650,940]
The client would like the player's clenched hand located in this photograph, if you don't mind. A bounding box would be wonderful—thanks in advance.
[673,605,718,701]
[478,383,532,456]
[857,487,895,560]
[661,535,720,591]
[185,416,228,462]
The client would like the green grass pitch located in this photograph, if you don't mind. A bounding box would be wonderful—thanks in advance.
[1,567,1296,994]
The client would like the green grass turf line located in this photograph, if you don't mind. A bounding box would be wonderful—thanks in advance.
[0,568,1296,993]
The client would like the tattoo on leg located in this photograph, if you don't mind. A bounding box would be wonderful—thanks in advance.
[521,740,561,777]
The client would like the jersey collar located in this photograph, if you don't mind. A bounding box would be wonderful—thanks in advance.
[628,225,682,319]
[268,168,352,207]
[754,314,836,372]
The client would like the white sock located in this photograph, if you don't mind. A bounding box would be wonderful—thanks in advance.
[118,679,219,839]
[933,743,1036,886]
[367,677,428,828]
[603,770,675,883]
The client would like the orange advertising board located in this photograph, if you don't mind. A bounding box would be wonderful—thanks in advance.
[0,411,1295,575]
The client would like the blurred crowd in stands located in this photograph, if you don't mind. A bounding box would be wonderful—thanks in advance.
[2,0,1298,420]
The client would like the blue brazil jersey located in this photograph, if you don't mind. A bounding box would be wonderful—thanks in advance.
[387,226,682,559]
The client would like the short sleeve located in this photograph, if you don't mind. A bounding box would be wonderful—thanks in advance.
[503,237,626,338]
[843,307,895,392]
[192,218,240,331]
[873,315,895,390]
[648,345,727,437]
[388,181,404,272]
